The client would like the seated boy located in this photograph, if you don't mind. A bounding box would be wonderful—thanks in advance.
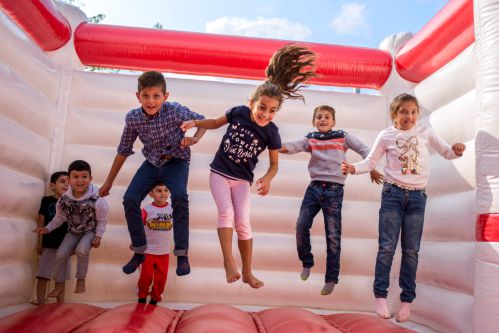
[35,171,71,304]
[34,160,108,298]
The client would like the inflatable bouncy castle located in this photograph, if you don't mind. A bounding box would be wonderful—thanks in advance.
[0,0,498,332]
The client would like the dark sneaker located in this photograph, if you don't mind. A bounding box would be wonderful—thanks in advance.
[176,256,191,276]
[122,253,145,274]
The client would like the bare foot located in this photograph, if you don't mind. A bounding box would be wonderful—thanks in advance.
[74,279,86,293]
[223,260,241,283]
[47,282,64,298]
[242,273,264,289]
[396,302,411,322]
[375,297,391,319]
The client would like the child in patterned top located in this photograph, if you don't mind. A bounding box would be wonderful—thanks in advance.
[181,44,317,289]
[34,160,108,298]
[342,93,465,322]
[280,105,383,296]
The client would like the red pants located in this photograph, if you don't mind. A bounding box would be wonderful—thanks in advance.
[137,253,169,302]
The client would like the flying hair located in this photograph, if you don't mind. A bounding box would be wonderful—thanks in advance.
[250,43,317,107]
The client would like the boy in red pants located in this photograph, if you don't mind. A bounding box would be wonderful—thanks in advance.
[137,181,173,305]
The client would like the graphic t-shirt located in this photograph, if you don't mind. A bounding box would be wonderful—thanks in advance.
[210,105,281,183]
[38,196,68,248]
[142,203,173,255]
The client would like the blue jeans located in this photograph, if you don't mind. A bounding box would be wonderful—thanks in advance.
[296,181,344,283]
[374,182,427,303]
[123,159,189,255]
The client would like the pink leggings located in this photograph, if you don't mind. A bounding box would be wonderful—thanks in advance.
[209,172,252,240]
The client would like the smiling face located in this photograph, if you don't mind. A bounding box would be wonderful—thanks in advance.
[69,170,92,198]
[149,184,170,205]
[50,175,69,198]
[313,109,335,133]
[136,86,169,116]
[249,95,280,127]
[393,101,419,131]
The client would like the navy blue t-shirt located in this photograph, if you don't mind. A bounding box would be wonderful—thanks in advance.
[39,196,68,249]
[210,105,281,183]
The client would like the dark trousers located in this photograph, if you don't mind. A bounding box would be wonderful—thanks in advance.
[296,181,344,283]
[373,182,427,303]
[123,159,189,255]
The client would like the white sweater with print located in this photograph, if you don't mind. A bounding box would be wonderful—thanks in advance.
[353,124,459,189]
[142,202,173,255]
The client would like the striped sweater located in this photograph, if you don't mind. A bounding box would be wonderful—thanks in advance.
[283,130,370,185]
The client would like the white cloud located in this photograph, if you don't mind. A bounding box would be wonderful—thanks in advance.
[330,3,369,35]
[205,16,311,41]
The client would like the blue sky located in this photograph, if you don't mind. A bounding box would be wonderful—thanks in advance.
[77,0,448,48]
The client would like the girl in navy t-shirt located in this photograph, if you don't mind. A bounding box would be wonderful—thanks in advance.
[181,44,316,288]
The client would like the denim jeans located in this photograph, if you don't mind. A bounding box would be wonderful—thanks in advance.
[373,182,427,303]
[296,181,344,283]
[123,159,189,255]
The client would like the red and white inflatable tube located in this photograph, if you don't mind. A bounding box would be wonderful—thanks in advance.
[395,0,474,83]
[0,0,71,51]
[73,23,392,90]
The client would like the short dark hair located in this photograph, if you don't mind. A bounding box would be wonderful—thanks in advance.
[150,180,168,191]
[313,105,335,121]
[138,71,167,93]
[68,160,91,176]
[50,171,69,184]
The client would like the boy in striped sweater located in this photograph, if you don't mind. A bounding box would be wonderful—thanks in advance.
[280,105,382,295]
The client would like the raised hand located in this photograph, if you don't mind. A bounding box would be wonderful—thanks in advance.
[452,143,466,156]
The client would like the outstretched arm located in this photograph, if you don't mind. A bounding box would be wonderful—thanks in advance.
[99,154,127,197]
[180,115,228,131]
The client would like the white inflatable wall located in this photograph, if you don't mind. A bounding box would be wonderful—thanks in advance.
[0,3,485,333]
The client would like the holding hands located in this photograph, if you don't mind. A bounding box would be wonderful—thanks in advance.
[180,120,197,132]
[278,145,289,154]
[452,143,466,156]
[341,160,355,175]
[180,136,199,148]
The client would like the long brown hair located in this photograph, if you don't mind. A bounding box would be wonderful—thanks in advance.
[250,44,317,108]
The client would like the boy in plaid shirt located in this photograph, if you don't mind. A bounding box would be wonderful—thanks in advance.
[99,71,206,276]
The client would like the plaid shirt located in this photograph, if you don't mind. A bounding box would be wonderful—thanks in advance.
[117,102,204,167]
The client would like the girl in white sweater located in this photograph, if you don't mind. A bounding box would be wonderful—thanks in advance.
[342,93,465,322]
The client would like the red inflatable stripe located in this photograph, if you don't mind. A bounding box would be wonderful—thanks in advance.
[476,213,499,242]
[73,23,392,90]
[395,0,474,83]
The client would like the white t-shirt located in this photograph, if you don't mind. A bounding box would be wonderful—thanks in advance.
[353,124,459,189]
[142,202,173,255]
